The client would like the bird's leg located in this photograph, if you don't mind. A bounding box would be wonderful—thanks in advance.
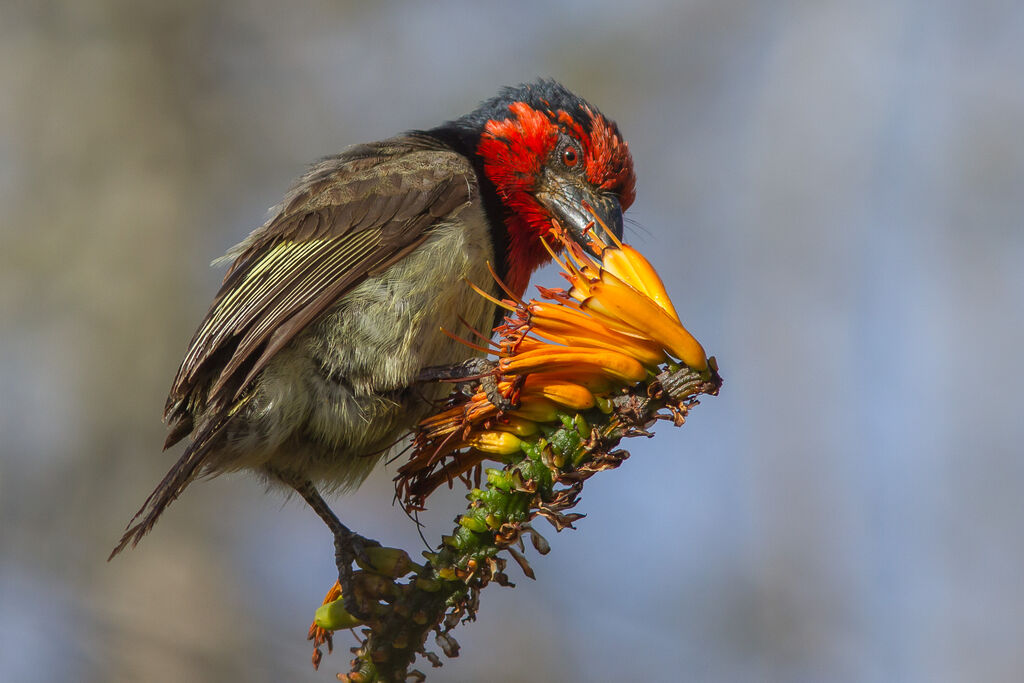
[417,357,518,411]
[417,356,496,384]
[291,480,380,621]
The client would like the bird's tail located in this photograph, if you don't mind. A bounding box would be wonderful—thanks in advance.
[108,420,227,561]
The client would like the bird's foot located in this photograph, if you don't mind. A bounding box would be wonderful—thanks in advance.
[288,479,383,622]
[418,357,495,384]
[480,370,519,412]
[333,528,381,622]
[418,357,519,410]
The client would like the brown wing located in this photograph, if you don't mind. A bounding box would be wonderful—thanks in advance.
[163,137,476,436]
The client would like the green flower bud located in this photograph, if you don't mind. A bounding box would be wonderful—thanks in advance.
[355,546,414,578]
[315,598,364,631]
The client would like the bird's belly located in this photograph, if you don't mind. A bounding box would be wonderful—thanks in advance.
[242,210,497,489]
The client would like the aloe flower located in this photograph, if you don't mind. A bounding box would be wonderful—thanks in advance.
[309,220,721,682]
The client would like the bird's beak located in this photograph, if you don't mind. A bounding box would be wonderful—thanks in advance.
[536,179,623,257]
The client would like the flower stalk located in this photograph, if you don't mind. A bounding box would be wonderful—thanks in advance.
[308,220,722,681]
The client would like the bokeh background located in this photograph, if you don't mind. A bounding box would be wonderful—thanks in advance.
[2,1,1023,681]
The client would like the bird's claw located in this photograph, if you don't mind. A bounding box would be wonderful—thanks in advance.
[447,357,520,411]
[480,371,519,412]
[418,357,520,408]
[333,529,381,621]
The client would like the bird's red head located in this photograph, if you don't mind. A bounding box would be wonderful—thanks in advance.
[433,81,636,297]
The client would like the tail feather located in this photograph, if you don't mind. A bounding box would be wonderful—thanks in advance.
[108,420,228,561]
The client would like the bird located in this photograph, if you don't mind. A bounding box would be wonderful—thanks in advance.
[110,80,636,605]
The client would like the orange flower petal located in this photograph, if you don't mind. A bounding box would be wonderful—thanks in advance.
[600,246,681,323]
[499,347,648,383]
[529,328,667,368]
[581,280,708,371]
[520,380,596,410]
[524,369,614,395]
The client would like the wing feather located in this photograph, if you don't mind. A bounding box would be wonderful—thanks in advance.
[164,139,476,432]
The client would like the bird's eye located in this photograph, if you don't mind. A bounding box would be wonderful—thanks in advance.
[561,144,579,168]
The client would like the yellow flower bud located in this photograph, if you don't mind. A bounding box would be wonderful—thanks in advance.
[463,430,523,455]
[600,245,681,323]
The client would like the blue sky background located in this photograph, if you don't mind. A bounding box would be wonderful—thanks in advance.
[2,2,1022,681]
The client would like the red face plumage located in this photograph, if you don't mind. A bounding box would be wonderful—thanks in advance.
[476,100,636,296]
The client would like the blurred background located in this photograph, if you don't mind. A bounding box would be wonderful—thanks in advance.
[2,1,1022,681]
